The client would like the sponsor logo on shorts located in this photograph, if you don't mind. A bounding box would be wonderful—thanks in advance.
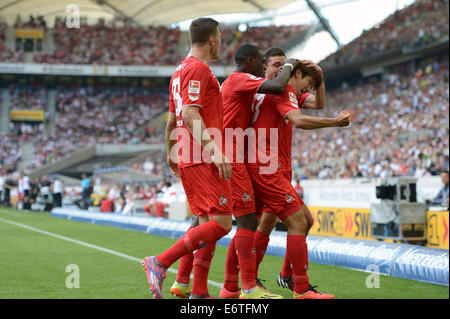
[286,194,296,203]
[219,195,228,207]
[242,192,252,203]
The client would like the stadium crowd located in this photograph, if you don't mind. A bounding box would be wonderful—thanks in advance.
[295,55,449,180]
[34,18,182,65]
[9,85,47,110]
[28,86,167,169]
[322,0,449,66]
[1,18,24,62]
[216,24,311,65]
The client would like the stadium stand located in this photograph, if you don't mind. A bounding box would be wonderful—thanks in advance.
[0,132,22,174]
[27,86,168,169]
[321,0,449,67]
[0,15,312,66]
[215,24,312,65]
[295,54,449,180]
[1,18,23,62]
[34,18,183,65]
[9,84,47,110]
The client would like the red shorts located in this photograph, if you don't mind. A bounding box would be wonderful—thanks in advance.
[261,169,298,215]
[230,163,256,218]
[179,163,233,217]
[247,166,303,221]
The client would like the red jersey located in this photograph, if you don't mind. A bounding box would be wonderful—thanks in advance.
[169,56,223,168]
[222,71,265,163]
[278,93,311,171]
[248,85,300,172]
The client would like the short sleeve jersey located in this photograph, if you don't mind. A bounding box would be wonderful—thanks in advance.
[221,71,265,163]
[169,56,223,168]
[278,92,311,171]
[248,85,300,169]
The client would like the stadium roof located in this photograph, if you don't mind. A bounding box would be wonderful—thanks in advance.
[0,0,299,26]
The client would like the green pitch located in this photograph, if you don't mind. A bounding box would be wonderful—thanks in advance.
[0,207,448,299]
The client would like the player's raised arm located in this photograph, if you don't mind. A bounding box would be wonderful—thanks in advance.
[299,60,325,110]
[258,58,299,94]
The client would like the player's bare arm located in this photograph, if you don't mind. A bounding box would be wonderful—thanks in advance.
[300,60,325,110]
[258,58,300,94]
[182,105,232,180]
[286,110,350,130]
[165,113,179,177]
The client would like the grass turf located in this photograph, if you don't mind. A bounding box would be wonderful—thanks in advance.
[0,207,448,299]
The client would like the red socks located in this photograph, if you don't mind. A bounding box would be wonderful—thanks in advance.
[223,229,257,291]
[280,253,292,278]
[223,236,240,292]
[254,230,270,278]
[175,226,195,284]
[157,220,228,268]
[286,234,309,293]
[192,242,217,296]
[235,229,256,290]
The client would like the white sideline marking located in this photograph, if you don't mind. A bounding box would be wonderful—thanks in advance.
[0,216,223,288]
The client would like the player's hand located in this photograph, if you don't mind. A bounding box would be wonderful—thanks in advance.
[211,149,232,181]
[301,59,323,75]
[285,58,300,69]
[167,156,179,178]
[334,111,351,127]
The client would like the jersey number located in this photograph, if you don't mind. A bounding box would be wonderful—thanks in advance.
[251,93,265,124]
[171,77,183,118]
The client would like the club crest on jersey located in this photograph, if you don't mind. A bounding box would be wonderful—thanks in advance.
[219,195,228,207]
[286,194,296,203]
[188,80,200,100]
[288,92,299,106]
[242,192,252,203]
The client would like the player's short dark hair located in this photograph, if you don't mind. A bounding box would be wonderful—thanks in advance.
[189,17,219,45]
[291,59,323,89]
[264,47,286,60]
[235,44,262,65]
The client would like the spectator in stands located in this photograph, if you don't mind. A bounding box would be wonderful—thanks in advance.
[426,170,449,207]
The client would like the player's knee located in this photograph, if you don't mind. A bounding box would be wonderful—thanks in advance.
[284,210,307,235]
[257,212,277,234]
[191,216,200,228]
[212,215,233,233]
[236,213,258,231]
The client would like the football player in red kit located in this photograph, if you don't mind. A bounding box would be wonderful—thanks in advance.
[219,44,300,299]
[247,58,350,299]
[253,48,327,290]
[142,17,233,300]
